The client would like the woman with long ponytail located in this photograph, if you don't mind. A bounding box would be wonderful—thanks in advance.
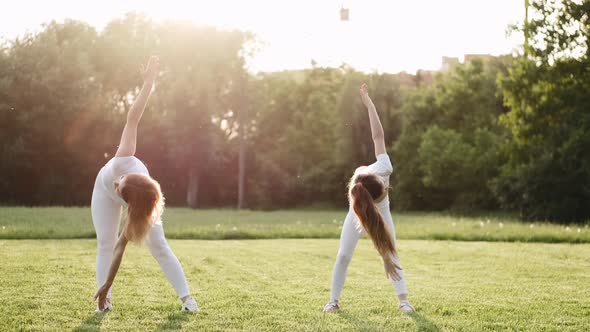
[324,84,414,313]
[91,56,197,313]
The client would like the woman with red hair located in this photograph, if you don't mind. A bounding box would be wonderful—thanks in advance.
[92,56,197,313]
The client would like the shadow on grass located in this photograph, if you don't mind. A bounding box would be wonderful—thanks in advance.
[337,310,379,332]
[153,308,190,332]
[73,312,106,332]
[336,309,440,332]
[408,311,440,332]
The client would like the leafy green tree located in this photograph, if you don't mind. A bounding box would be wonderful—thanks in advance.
[496,0,590,222]
[0,13,252,208]
[0,21,106,204]
[244,71,300,208]
[245,67,407,208]
[91,13,251,208]
[156,21,250,208]
[393,59,509,210]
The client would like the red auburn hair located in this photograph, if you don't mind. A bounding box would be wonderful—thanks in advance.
[119,173,164,243]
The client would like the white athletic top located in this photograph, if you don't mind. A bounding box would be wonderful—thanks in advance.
[99,156,149,206]
[350,153,395,234]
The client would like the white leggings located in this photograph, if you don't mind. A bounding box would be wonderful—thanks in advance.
[330,210,407,302]
[91,180,190,299]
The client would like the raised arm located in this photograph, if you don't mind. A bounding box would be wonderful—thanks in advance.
[115,56,160,157]
[94,234,129,310]
[360,83,386,157]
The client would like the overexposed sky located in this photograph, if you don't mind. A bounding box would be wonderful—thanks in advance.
[0,0,525,73]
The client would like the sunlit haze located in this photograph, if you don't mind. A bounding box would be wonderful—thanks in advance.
[0,0,524,73]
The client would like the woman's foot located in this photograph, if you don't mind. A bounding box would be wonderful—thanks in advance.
[399,300,415,313]
[95,298,112,313]
[181,296,199,313]
[323,301,340,313]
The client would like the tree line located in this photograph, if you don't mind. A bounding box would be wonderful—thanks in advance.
[1,1,588,223]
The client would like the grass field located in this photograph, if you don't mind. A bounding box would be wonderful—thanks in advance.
[1,207,589,243]
[2,239,589,331]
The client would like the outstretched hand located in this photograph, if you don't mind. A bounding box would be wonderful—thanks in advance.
[93,283,111,311]
[360,83,374,109]
[140,56,160,84]
[384,258,402,281]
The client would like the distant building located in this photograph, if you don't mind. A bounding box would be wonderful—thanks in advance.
[441,56,459,71]
[394,70,435,88]
[438,54,495,71]
[463,54,495,63]
[396,71,416,87]
[391,54,497,88]
[415,70,434,86]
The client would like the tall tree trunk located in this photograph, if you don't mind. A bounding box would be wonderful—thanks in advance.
[187,166,199,208]
[237,74,247,209]
[237,121,246,209]
[524,0,529,57]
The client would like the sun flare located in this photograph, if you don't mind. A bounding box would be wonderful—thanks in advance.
[2,0,523,73]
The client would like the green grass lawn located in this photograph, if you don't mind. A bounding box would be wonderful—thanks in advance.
[1,207,589,243]
[1,239,589,331]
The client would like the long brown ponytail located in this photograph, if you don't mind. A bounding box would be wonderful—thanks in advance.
[119,173,163,243]
[349,174,396,261]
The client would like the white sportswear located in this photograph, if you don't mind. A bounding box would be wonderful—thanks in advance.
[329,153,408,302]
[91,156,190,300]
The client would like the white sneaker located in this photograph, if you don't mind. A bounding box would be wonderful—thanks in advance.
[181,297,199,313]
[399,300,415,313]
[95,298,113,313]
[323,301,340,313]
